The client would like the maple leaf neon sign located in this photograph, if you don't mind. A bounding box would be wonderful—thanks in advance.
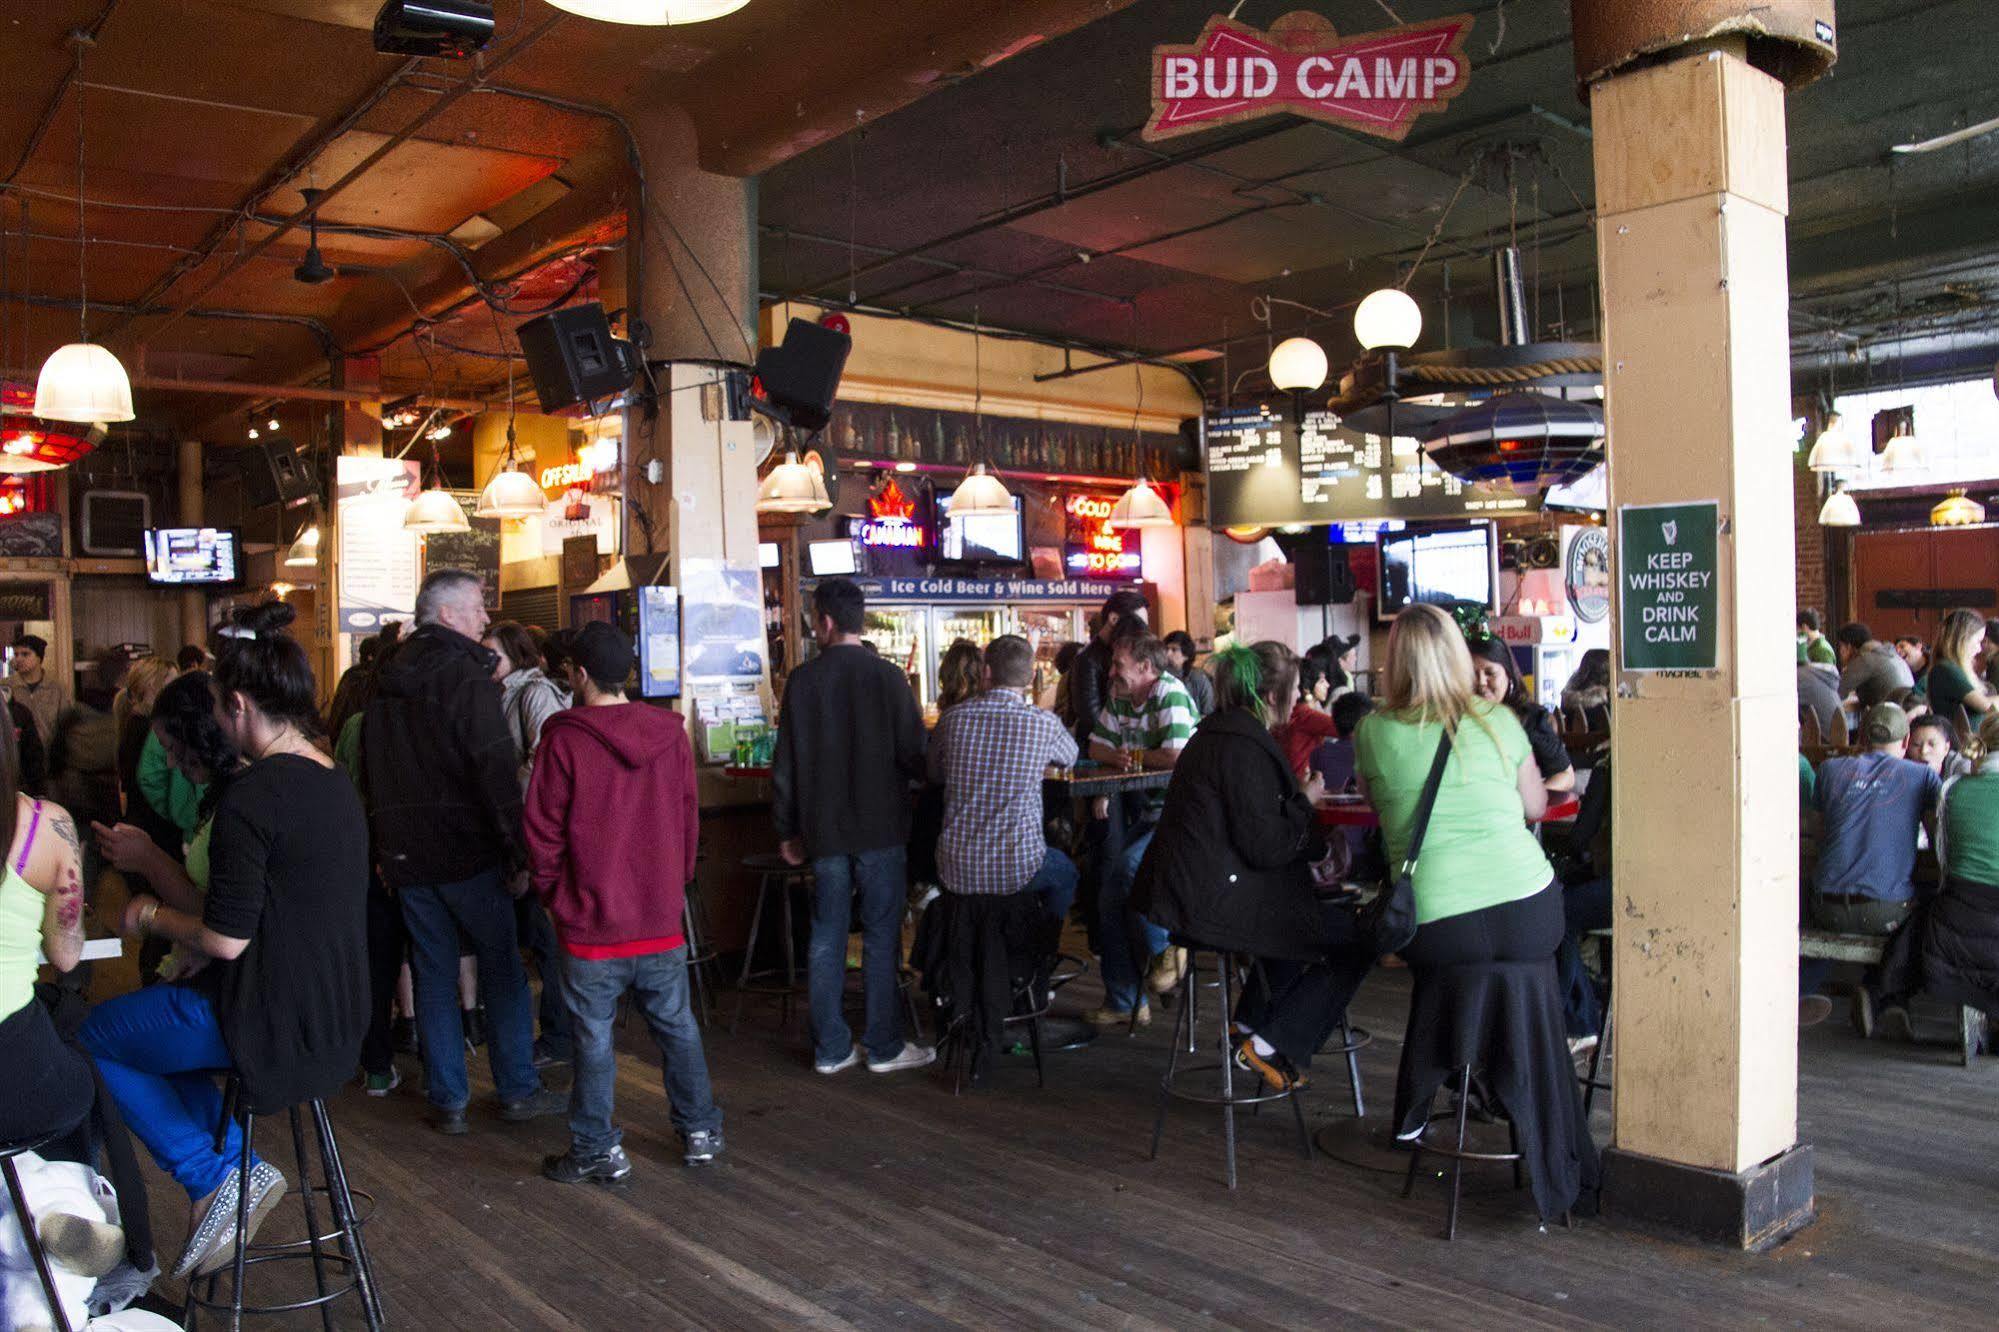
[1146,10,1471,143]
[857,477,928,550]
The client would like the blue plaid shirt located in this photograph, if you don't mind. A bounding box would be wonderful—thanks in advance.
[927,689,1078,894]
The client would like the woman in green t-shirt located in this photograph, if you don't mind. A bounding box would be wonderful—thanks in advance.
[1927,608,1994,726]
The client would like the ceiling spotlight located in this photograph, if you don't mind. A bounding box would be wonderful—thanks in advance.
[248,427,260,440]
[427,425,453,442]
[266,417,280,432]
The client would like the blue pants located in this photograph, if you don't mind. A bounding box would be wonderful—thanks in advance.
[79,985,260,1200]
[559,945,722,1157]
[1028,847,1080,923]
[808,847,907,1065]
[1097,824,1168,1013]
[400,868,539,1109]
[517,894,573,1058]
[1556,877,1613,1038]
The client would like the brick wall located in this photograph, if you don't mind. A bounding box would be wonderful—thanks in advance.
[1793,455,1829,623]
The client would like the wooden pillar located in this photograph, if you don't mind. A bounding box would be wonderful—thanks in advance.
[177,437,206,649]
[1590,45,1814,1246]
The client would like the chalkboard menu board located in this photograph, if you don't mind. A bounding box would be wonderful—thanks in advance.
[826,401,1182,483]
[1204,406,1533,528]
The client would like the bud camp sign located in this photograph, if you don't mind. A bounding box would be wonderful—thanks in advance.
[1145,10,1472,143]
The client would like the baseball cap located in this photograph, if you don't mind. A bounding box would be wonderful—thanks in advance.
[1863,702,1909,745]
[571,621,634,689]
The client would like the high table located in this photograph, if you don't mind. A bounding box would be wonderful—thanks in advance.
[1315,791,1582,829]
[38,937,124,966]
[1043,763,1174,799]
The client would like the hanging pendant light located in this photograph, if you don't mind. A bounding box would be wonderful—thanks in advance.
[35,34,132,425]
[543,0,751,24]
[282,520,321,568]
[476,383,547,521]
[1930,489,1985,527]
[404,485,471,534]
[1353,287,1423,351]
[1267,336,1328,392]
[1806,412,1863,474]
[1879,425,1924,474]
[950,309,1014,518]
[1818,486,1861,527]
[1107,478,1176,530]
[756,450,831,514]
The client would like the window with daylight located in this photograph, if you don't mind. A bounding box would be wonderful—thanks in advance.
[1832,377,1999,492]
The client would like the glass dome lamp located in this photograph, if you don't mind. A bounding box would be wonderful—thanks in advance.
[1879,427,1924,474]
[1106,478,1176,530]
[282,522,321,568]
[1817,486,1860,527]
[475,466,547,520]
[1930,489,1985,527]
[1266,337,1328,393]
[1353,287,1423,351]
[756,451,831,514]
[403,485,470,534]
[544,0,751,23]
[946,461,1014,519]
[1805,413,1863,473]
[34,342,133,424]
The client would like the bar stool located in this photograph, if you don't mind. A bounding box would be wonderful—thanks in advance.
[2,1128,79,1332]
[682,878,720,1027]
[1580,986,1614,1118]
[1400,1067,1573,1242]
[182,1076,383,1330]
[729,853,811,1034]
[1147,938,1312,1190]
[1320,1017,1372,1119]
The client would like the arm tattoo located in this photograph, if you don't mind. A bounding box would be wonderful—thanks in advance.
[54,867,81,931]
[49,810,81,858]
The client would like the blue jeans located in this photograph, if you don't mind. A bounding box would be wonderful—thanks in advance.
[516,894,573,1058]
[808,847,907,1065]
[400,868,539,1109]
[80,985,261,1200]
[1097,824,1169,1012]
[559,945,721,1157]
[1028,847,1079,922]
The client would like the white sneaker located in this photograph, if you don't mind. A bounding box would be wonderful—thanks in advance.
[814,1045,862,1075]
[867,1043,937,1074]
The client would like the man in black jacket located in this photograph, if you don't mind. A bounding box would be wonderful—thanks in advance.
[362,569,561,1134]
[773,578,935,1076]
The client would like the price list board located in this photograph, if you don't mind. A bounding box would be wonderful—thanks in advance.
[1205,406,1532,527]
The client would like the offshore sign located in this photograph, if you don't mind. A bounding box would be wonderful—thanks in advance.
[1146,11,1472,143]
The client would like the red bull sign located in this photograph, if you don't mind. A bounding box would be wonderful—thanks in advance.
[1145,10,1472,143]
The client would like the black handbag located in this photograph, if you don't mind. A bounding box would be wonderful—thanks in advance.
[1359,730,1453,957]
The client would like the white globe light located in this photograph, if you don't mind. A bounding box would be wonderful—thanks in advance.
[545,0,750,23]
[475,466,549,520]
[946,462,1014,518]
[1267,337,1329,392]
[403,486,471,534]
[1353,287,1423,351]
[1106,479,1176,530]
[34,342,135,423]
[1817,488,1860,527]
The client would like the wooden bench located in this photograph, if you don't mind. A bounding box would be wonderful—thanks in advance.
[1799,927,1988,1067]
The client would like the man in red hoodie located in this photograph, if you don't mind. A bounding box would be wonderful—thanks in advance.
[525,621,722,1183]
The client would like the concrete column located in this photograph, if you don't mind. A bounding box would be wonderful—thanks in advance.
[177,437,206,648]
[1590,46,1813,1246]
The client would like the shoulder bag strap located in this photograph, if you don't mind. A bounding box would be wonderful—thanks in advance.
[1399,731,1455,874]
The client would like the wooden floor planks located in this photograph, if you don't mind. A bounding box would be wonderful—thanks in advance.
[130,965,1999,1330]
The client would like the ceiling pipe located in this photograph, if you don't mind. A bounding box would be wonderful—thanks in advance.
[766,225,1131,308]
[134,13,567,346]
[0,288,339,359]
[1,0,121,189]
[119,375,492,411]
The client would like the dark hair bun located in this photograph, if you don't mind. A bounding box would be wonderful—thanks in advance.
[234,601,297,636]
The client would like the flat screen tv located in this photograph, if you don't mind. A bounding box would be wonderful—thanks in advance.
[936,494,1024,564]
[143,528,243,587]
[1375,522,1498,621]
[806,538,859,577]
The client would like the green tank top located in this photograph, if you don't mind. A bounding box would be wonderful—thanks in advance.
[0,862,42,1019]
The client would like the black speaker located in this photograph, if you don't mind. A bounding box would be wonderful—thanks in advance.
[1175,418,1205,473]
[751,318,852,433]
[373,0,493,58]
[516,304,637,413]
[239,439,317,510]
[1295,544,1357,606]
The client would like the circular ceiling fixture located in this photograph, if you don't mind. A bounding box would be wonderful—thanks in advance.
[1267,337,1328,393]
[1421,392,1605,493]
[544,0,751,24]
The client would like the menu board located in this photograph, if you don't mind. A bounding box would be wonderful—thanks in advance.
[1204,406,1533,528]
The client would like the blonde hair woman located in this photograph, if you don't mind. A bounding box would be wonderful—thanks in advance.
[1929,608,1993,722]
[1356,603,1593,1221]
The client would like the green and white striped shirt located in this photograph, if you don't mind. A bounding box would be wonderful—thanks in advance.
[1091,674,1197,815]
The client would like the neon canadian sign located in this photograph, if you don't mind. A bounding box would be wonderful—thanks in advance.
[1146,10,1471,143]
[855,477,931,551]
[1064,493,1141,580]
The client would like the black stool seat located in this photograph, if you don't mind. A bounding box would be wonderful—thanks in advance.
[1148,937,1312,1190]
[3,1128,81,1332]
[183,1074,383,1329]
